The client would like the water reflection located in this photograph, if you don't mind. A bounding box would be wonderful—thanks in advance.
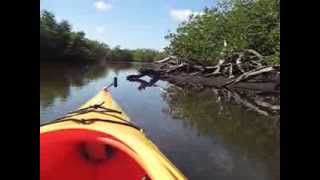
[161,86,280,179]
[40,62,132,108]
[40,62,279,180]
[40,62,134,123]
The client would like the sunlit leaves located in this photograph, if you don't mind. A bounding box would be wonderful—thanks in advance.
[166,0,280,65]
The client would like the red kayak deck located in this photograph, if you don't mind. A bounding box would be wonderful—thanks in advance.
[40,129,150,180]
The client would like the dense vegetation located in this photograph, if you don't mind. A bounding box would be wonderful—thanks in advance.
[40,10,109,63]
[109,47,167,62]
[40,10,163,63]
[131,49,167,62]
[165,0,280,65]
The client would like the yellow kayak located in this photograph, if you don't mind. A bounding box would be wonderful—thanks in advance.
[40,88,187,180]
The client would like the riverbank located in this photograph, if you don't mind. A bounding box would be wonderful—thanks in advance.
[128,58,280,92]
[126,59,280,118]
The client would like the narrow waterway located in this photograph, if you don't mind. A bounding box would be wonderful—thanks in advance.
[40,62,279,180]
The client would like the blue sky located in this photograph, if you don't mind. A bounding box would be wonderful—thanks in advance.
[40,0,217,50]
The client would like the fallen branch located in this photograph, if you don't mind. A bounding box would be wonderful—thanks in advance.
[245,49,263,61]
[155,56,177,63]
[223,66,277,87]
[127,74,146,80]
[166,63,188,73]
[212,59,225,75]
[190,70,204,76]
[204,71,222,77]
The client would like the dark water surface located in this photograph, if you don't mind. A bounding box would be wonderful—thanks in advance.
[40,62,279,180]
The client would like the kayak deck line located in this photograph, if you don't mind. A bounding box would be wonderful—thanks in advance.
[53,101,126,122]
[42,97,144,131]
[41,118,144,132]
[67,101,123,115]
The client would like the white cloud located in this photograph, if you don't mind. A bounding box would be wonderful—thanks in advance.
[170,9,203,22]
[94,1,112,12]
[96,26,105,33]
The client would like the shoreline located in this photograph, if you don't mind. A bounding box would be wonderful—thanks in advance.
[127,62,280,118]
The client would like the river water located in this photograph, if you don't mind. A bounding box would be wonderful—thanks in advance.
[40,62,279,180]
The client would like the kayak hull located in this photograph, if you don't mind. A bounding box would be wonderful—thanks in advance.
[41,129,149,180]
[40,90,186,180]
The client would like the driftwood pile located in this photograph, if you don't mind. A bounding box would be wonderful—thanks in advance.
[126,56,280,117]
[127,73,280,118]
[151,49,279,87]
[127,49,280,93]
[126,50,280,118]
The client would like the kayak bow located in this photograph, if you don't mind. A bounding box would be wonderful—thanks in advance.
[40,89,187,180]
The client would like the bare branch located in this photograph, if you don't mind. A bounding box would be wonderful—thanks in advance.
[245,49,263,61]
[223,66,276,87]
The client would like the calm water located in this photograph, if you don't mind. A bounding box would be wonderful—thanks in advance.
[40,62,280,180]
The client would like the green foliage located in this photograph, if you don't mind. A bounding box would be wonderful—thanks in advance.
[153,51,168,61]
[109,46,133,61]
[165,0,280,65]
[131,49,167,62]
[40,10,164,63]
[40,10,110,63]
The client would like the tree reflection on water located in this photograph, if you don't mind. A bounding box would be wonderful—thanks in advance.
[161,86,280,179]
[40,62,133,108]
